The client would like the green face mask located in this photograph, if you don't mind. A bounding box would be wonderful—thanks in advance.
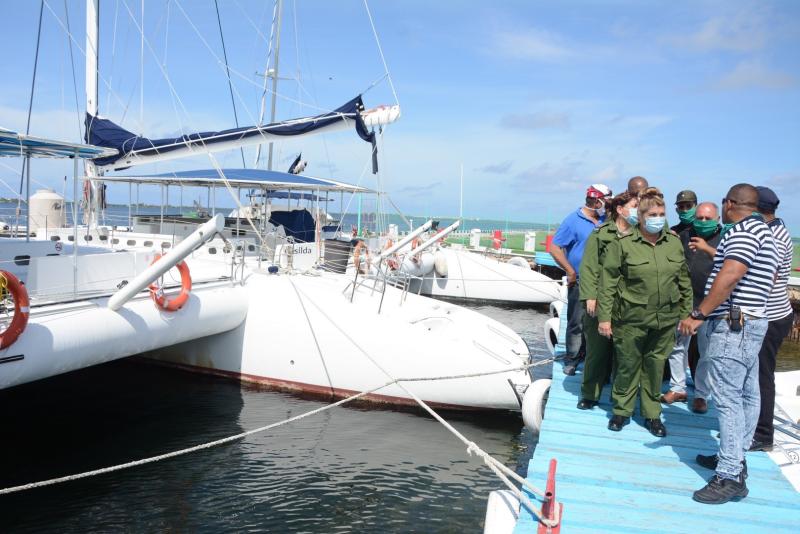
[693,219,719,237]
[721,222,735,235]
[678,206,697,225]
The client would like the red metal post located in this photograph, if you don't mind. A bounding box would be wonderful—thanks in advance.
[537,458,562,534]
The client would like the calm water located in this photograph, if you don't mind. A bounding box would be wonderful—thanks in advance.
[0,304,553,533]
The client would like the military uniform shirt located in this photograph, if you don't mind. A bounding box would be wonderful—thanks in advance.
[597,227,693,328]
[579,220,623,301]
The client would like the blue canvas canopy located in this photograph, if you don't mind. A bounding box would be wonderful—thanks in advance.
[86,95,377,171]
[103,168,372,193]
[0,127,117,159]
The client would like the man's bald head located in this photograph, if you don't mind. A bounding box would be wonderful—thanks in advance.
[627,176,648,194]
[696,202,718,220]
[726,184,759,208]
[722,183,758,224]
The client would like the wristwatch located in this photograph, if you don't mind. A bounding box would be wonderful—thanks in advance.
[690,308,707,321]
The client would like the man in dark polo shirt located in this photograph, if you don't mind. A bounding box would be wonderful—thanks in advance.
[679,184,779,505]
[751,186,795,452]
[671,190,698,234]
[661,202,722,410]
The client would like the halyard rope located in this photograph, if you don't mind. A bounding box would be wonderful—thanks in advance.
[0,357,559,524]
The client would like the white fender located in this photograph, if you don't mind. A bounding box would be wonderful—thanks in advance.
[434,250,449,277]
[544,317,561,356]
[401,251,435,277]
[522,379,551,434]
[507,257,530,270]
[483,490,520,534]
[549,299,565,319]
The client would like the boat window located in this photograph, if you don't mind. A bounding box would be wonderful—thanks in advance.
[68,235,74,241]
[127,239,137,246]
[208,247,217,255]
[83,235,93,242]
[143,240,153,247]
[161,242,171,249]
[99,235,108,241]
[50,235,60,241]
[247,244,255,252]
[112,238,120,244]
[14,255,31,266]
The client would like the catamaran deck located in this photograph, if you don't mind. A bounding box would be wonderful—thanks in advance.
[515,368,800,533]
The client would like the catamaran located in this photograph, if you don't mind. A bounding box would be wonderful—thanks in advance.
[1,0,544,413]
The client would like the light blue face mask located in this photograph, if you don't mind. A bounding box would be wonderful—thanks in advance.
[625,207,638,225]
[644,216,666,234]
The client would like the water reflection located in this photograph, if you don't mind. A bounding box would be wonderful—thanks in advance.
[0,305,549,533]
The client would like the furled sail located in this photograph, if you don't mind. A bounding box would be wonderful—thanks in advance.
[86,96,398,171]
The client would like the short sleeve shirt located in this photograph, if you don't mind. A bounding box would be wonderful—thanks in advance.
[552,208,600,274]
[704,216,779,318]
[765,218,793,321]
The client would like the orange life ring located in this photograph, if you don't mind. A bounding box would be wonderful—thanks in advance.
[148,254,192,311]
[0,270,29,350]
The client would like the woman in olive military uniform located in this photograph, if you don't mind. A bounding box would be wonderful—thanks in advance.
[577,191,639,410]
[597,188,692,437]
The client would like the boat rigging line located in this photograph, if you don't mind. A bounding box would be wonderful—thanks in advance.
[213,0,247,167]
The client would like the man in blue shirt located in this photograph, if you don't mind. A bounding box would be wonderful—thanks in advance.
[551,183,610,375]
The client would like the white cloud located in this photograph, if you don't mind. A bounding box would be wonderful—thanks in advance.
[713,60,796,90]
[476,161,513,174]
[491,28,574,62]
[669,7,768,53]
[500,112,570,130]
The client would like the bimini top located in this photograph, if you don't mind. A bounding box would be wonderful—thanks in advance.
[0,127,117,159]
[104,168,372,193]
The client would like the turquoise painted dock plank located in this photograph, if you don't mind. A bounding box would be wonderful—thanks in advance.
[514,364,800,533]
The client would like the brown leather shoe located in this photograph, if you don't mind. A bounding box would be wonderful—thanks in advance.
[661,391,688,404]
[692,398,708,414]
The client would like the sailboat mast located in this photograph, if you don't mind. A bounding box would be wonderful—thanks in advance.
[85,0,100,227]
[266,0,283,171]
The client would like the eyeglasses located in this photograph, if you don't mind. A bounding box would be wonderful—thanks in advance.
[721,197,741,206]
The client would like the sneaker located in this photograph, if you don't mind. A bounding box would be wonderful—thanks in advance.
[695,454,748,479]
[748,439,773,452]
[692,474,748,504]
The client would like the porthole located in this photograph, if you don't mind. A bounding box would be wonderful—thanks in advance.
[50,235,61,241]
[127,239,136,246]
[13,255,30,266]
[143,240,153,247]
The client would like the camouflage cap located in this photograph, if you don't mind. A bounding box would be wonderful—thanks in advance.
[675,190,697,205]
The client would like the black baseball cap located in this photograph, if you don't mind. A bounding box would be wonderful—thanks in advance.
[756,186,780,212]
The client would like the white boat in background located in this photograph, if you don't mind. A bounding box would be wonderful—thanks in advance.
[770,369,800,492]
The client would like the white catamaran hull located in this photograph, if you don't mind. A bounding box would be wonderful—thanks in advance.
[406,247,562,305]
[146,266,532,411]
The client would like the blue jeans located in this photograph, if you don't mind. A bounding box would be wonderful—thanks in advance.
[703,316,767,480]
[565,284,584,363]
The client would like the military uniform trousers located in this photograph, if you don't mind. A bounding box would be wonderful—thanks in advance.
[612,322,676,418]
[581,313,613,401]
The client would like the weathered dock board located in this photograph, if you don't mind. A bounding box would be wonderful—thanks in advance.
[515,369,800,533]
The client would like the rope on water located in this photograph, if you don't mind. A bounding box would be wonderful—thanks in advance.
[0,357,557,500]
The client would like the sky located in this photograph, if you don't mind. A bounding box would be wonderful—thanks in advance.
[1,0,799,233]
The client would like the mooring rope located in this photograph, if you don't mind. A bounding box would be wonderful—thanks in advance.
[0,356,559,526]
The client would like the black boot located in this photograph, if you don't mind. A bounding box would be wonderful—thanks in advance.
[644,418,667,437]
[695,454,748,479]
[576,399,598,410]
[748,439,773,452]
[608,415,629,431]
[692,474,748,504]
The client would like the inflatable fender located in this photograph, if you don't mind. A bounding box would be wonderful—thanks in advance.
[507,257,530,270]
[483,490,520,534]
[544,317,561,356]
[434,250,448,277]
[549,300,565,319]
[522,379,551,434]
[419,251,435,276]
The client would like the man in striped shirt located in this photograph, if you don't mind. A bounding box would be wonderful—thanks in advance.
[678,184,779,505]
[751,186,795,452]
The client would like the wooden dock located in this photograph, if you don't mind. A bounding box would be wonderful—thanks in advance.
[514,367,800,533]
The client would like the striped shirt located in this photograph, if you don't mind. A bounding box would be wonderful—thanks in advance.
[704,216,779,318]
[766,218,794,321]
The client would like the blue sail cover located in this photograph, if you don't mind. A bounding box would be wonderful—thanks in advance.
[86,96,377,169]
